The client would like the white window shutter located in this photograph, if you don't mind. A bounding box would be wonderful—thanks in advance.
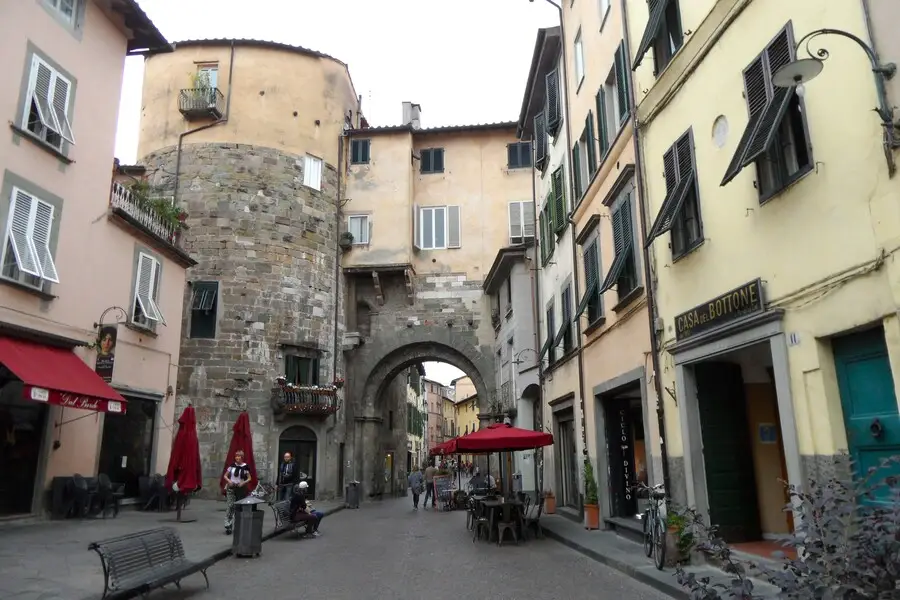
[447,205,461,249]
[523,202,535,240]
[367,217,373,245]
[30,57,58,133]
[134,253,161,322]
[303,155,323,190]
[6,189,41,277]
[412,203,421,250]
[147,259,166,325]
[50,73,75,144]
[508,202,522,242]
[31,200,59,283]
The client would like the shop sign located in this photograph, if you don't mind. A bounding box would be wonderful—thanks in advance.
[94,324,118,383]
[674,278,764,342]
[27,386,125,414]
[619,408,634,505]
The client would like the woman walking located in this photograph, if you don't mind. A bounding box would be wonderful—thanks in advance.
[407,465,424,510]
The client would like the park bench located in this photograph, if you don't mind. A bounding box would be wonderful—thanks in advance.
[88,527,212,599]
[270,500,314,538]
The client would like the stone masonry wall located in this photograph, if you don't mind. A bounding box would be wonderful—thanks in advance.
[141,142,343,498]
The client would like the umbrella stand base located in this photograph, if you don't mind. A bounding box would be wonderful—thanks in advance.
[160,494,197,523]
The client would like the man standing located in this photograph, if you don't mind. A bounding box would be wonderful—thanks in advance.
[423,463,437,509]
[222,449,251,535]
[277,451,298,502]
[407,466,424,510]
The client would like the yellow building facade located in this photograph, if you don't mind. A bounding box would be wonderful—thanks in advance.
[627,0,900,546]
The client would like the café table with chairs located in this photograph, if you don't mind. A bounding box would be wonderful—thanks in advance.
[468,489,531,546]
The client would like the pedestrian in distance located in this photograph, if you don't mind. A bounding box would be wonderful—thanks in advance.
[277,451,298,502]
[408,465,424,510]
[223,449,252,535]
[423,462,437,509]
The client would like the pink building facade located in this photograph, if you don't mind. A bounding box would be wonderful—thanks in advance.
[0,0,190,517]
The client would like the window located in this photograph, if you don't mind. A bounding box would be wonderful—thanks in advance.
[189,281,218,339]
[420,148,445,174]
[534,112,548,170]
[574,30,585,87]
[575,114,596,200]
[45,0,76,23]
[721,24,812,200]
[1,187,60,290]
[22,55,75,151]
[508,201,535,245]
[646,130,703,258]
[415,205,461,250]
[132,252,165,329]
[351,139,370,164]
[540,301,556,364]
[507,142,532,169]
[633,0,684,76]
[285,355,319,386]
[505,277,513,316]
[577,237,604,324]
[558,284,574,353]
[598,191,639,303]
[348,214,370,245]
[196,65,218,89]
[546,69,562,136]
[303,155,323,190]
[551,166,567,234]
[538,196,556,265]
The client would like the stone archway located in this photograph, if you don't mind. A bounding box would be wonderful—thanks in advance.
[345,326,496,499]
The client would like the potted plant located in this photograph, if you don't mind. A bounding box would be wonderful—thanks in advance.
[333,377,345,389]
[665,511,694,565]
[583,460,600,530]
[339,231,354,250]
[543,489,556,514]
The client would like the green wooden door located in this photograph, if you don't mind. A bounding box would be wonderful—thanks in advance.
[695,361,762,543]
[833,327,900,503]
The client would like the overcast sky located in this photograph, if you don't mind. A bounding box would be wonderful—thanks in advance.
[114,0,558,162]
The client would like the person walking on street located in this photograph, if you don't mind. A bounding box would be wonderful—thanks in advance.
[423,463,437,509]
[277,451,298,502]
[223,449,251,535]
[408,466,424,510]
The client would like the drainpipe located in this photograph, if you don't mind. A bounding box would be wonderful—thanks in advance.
[333,120,347,381]
[620,0,672,496]
[172,41,236,204]
[528,155,543,495]
[861,1,879,60]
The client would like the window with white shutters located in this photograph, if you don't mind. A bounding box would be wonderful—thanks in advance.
[418,206,461,250]
[348,214,370,245]
[132,252,166,328]
[508,202,535,245]
[22,55,75,150]
[1,187,60,288]
[303,155,323,190]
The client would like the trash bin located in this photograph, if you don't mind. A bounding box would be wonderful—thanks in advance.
[232,496,266,557]
[345,481,360,509]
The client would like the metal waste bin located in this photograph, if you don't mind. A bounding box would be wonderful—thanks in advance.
[233,496,266,557]
[345,481,360,509]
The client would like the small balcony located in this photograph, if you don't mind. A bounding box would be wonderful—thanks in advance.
[109,182,195,267]
[178,87,225,120]
[271,383,341,419]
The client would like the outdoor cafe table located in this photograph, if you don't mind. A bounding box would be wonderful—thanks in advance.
[480,498,525,542]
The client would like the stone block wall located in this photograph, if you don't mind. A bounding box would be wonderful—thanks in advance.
[140,142,344,498]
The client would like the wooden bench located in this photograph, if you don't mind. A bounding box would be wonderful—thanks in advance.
[88,527,212,599]
[270,500,314,538]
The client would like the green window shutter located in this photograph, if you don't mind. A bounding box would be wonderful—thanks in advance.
[572,143,582,202]
[585,113,597,174]
[576,241,599,318]
[545,204,556,255]
[551,168,565,232]
[546,69,561,134]
[632,0,667,70]
[539,212,547,261]
[596,89,609,158]
[615,42,631,125]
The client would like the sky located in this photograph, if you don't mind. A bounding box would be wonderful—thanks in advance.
[422,361,465,386]
[114,0,559,163]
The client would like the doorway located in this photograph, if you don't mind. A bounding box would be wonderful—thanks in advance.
[279,426,317,498]
[0,380,47,516]
[384,452,394,496]
[98,396,157,498]
[603,387,647,519]
[556,411,579,508]
[833,326,900,505]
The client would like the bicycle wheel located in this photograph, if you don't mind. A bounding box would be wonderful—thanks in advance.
[642,510,653,557]
[653,516,667,570]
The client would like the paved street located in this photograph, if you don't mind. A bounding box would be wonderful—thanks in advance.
[150,496,670,600]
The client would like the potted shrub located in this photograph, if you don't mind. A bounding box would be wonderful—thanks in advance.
[583,460,600,530]
[543,489,556,514]
[665,511,693,566]
[339,231,354,250]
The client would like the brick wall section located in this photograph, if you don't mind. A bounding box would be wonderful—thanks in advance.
[140,142,344,498]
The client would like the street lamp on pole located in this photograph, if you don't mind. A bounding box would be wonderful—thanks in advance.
[772,28,898,176]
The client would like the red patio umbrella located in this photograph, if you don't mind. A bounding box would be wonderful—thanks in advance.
[430,439,456,456]
[455,422,553,453]
[219,411,258,495]
[165,405,202,522]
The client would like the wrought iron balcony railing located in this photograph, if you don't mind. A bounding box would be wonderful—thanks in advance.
[109,181,183,250]
[271,384,340,418]
[178,87,225,120]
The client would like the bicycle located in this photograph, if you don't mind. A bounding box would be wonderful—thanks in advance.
[633,481,667,570]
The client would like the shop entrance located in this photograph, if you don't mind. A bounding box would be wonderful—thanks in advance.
[279,426,317,499]
[555,410,580,508]
[603,384,649,520]
[98,396,157,498]
[693,342,792,550]
[0,380,47,516]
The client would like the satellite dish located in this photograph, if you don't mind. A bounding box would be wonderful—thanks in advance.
[773,58,824,89]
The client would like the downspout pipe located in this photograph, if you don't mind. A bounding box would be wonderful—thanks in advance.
[620,0,672,496]
[333,116,348,381]
[172,40,236,204]
[542,0,588,514]
[528,151,543,494]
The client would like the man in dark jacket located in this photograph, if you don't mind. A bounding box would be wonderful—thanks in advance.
[277,451,299,501]
[289,481,320,536]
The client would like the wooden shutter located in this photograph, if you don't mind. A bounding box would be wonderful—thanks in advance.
[551,168,565,231]
[412,203,421,249]
[32,200,59,283]
[596,89,609,158]
[6,189,40,277]
[433,149,445,173]
[632,0,667,70]
[134,253,161,321]
[539,212,547,261]
[585,114,597,174]
[534,112,547,167]
[509,202,523,242]
[523,202,535,240]
[572,143,582,201]
[51,72,75,144]
[30,57,57,133]
[546,69,561,133]
[615,42,631,125]
[447,205,461,248]
[576,241,599,317]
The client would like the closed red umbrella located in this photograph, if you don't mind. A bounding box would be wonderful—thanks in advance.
[165,406,202,522]
[455,422,553,453]
[219,411,258,495]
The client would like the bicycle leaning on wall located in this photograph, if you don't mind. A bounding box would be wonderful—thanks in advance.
[633,481,667,570]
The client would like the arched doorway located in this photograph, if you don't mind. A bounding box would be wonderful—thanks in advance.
[279,426,317,498]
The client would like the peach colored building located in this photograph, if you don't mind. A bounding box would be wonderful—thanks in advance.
[0,0,190,518]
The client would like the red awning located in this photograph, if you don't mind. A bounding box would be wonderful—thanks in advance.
[0,337,127,414]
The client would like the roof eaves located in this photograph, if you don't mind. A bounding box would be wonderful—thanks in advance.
[114,0,171,55]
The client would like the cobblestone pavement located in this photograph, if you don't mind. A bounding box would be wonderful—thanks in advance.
[150,497,671,600]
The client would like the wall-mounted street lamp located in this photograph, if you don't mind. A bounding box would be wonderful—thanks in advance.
[772,28,898,176]
[512,348,539,366]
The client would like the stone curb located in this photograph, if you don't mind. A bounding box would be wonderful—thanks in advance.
[542,527,688,600]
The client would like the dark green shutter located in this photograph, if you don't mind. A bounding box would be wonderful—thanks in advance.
[585,114,597,175]
[539,212,547,261]
[596,89,609,158]
[615,43,631,125]
[552,168,565,232]
[572,143,582,201]
[632,0,667,70]
[546,69,561,134]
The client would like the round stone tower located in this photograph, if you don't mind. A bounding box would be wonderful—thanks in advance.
[137,39,358,499]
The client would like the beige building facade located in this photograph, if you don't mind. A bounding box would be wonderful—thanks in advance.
[0,0,186,517]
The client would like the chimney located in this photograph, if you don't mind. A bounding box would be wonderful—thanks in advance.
[402,101,422,129]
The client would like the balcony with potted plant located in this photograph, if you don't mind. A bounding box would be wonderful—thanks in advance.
[270,376,341,419]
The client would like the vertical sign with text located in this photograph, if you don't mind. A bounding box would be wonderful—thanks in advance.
[94,324,118,383]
